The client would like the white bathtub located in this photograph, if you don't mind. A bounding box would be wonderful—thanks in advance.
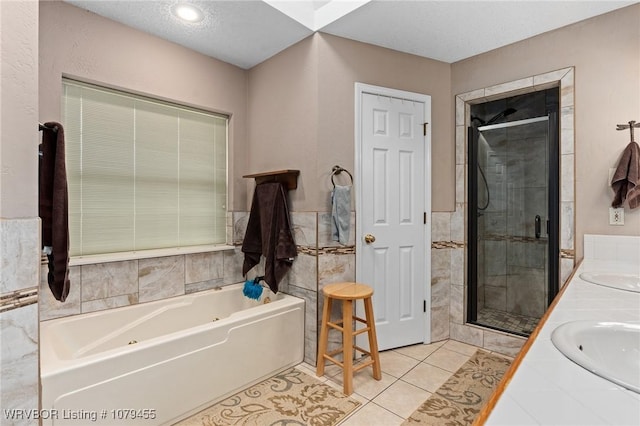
[40,283,305,425]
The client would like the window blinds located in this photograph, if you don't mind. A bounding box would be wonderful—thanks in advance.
[62,79,227,257]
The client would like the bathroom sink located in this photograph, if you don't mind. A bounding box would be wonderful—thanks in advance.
[579,272,640,293]
[551,321,640,393]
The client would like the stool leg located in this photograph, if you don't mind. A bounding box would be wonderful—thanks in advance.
[342,299,354,395]
[364,297,382,380]
[316,296,332,377]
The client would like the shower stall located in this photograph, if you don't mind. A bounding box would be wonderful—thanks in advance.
[467,89,559,336]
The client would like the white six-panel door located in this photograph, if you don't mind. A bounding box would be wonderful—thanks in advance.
[355,84,431,351]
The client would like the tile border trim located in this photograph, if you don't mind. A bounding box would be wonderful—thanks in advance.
[432,241,465,249]
[0,286,38,313]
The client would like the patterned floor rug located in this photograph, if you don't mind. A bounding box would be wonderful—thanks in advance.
[402,350,512,425]
[176,367,361,426]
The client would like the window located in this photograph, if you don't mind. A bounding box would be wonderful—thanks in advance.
[62,79,228,257]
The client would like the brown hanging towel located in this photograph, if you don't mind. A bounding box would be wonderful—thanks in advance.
[39,122,70,302]
[241,182,297,293]
[611,141,640,209]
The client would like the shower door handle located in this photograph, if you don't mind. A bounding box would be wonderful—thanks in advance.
[535,215,541,239]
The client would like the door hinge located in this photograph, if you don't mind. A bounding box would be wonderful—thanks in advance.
[423,122,429,136]
[424,212,427,224]
[423,300,426,313]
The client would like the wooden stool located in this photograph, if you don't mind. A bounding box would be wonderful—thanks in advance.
[316,282,381,395]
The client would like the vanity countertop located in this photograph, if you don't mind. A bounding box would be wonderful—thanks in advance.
[483,235,640,426]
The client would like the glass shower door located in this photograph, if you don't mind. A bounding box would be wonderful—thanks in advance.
[468,115,558,336]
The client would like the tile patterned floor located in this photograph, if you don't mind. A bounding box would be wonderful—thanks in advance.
[476,307,540,336]
[295,339,514,426]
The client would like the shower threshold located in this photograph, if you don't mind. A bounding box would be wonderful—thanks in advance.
[474,307,540,337]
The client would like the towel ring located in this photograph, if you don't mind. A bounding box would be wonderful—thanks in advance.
[331,165,353,188]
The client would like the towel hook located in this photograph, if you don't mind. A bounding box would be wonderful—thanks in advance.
[331,165,353,188]
[39,123,58,132]
[616,120,640,142]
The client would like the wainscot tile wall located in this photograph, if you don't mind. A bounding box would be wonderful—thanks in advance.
[0,218,40,421]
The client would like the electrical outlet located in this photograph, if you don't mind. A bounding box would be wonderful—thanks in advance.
[609,207,624,225]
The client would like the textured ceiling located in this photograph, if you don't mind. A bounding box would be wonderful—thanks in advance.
[321,0,638,63]
[65,0,638,69]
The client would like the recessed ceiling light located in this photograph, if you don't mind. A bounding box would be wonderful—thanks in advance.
[172,3,204,23]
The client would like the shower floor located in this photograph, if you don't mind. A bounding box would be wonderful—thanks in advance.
[477,307,540,336]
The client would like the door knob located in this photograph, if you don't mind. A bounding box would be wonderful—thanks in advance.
[364,234,376,244]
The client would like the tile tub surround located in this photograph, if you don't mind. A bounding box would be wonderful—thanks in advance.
[39,212,244,321]
[483,235,640,426]
[39,251,236,320]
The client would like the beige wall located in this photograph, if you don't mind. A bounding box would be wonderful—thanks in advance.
[317,34,453,212]
[1,0,39,218]
[247,32,453,212]
[247,35,319,210]
[451,4,640,259]
[39,1,250,211]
